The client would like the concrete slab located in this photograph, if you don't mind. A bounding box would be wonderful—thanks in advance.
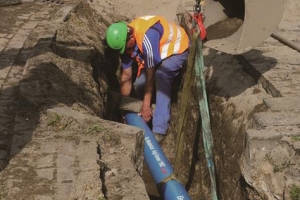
[264,97,300,111]
[252,111,300,128]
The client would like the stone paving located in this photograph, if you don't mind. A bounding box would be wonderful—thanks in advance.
[0,0,71,172]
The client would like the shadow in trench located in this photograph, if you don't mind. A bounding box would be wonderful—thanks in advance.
[204,48,278,98]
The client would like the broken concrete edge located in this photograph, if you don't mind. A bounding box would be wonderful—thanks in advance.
[242,125,300,199]
[234,55,283,98]
[244,126,300,167]
[52,3,79,23]
[46,106,146,166]
[252,111,300,128]
[246,126,300,140]
[120,95,156,113]
[19,2,81,83]
[263,96,300,111]
[0,104,148,199]
[19,1,86,107]
[46,106,149,199]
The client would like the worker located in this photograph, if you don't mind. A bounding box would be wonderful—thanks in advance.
[105,15,190,143]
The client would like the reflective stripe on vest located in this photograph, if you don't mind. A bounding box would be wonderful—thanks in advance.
[129,15,189,61]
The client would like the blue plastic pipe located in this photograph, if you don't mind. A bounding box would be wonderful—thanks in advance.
[124,112,192,200]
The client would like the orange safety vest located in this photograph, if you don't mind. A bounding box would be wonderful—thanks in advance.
[129,15,189,77]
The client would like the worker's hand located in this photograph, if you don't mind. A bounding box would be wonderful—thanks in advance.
[140,104,153,123]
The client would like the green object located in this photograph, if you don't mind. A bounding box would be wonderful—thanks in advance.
[105,22,127,54]
[194,34,218,200]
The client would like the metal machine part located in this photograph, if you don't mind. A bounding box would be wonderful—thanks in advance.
[183,0,285,55]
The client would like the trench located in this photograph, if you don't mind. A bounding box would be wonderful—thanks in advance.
[98,3,269,200]
[50,1,273,199]
[97,32,269,200]
[99,46,270,200]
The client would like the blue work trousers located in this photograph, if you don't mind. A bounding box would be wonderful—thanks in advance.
[133,51,188,134]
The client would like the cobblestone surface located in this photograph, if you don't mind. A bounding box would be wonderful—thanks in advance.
[0,0,64,171]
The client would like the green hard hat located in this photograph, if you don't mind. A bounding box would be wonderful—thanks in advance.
[105,22,127,54]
